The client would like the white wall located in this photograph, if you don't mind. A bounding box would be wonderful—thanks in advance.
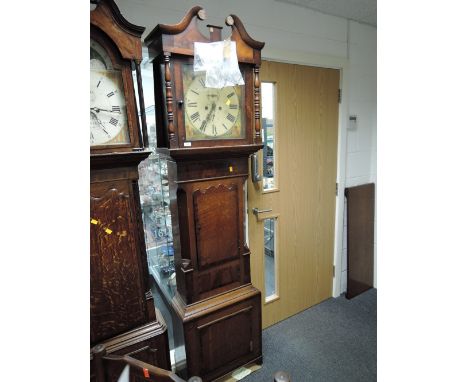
[340,21,377,293]
[116,0,349,57]
[115,0,377,295]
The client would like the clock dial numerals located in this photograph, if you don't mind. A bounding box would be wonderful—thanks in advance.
[190,111,201,122]
[90,39,130,147]
[226,113,236,123]
[90,68,129,146]
[183,73,242,139]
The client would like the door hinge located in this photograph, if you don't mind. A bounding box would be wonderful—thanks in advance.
[336,182,339,196]
[250,340,253,352]
[333,265,335,277]
[338,89,342,103]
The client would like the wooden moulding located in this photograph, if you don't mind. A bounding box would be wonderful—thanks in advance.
[90,312,171,379]
[90,150,151,170]
[225,14,264,65]
[169,144,264,161]
[91,0,145,61]
[144,6,264,65]
[92,317,168,355]
[254,66,261,142]
[172,284,259,322]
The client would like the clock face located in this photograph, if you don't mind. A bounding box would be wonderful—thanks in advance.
[183,66,244,141]
[90,39,130,146]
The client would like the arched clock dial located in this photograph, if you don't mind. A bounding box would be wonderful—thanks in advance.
[182,67,244,141]
[90,39,129,146]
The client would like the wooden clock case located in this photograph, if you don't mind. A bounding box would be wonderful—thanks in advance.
[90,0,170,380]
[145,7,265,381]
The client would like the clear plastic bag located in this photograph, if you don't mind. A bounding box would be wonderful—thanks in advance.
[193,40,244,88]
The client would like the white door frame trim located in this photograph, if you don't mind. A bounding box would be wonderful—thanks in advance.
[262,47,349,298]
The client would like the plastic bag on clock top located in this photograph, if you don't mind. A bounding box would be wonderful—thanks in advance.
[193,40,244,88]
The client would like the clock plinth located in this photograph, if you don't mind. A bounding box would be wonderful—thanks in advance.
[146,7,265,380]
[172,285,262,381]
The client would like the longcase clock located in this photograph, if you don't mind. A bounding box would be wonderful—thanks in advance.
[145,7,265,381]
[90,0,170,380]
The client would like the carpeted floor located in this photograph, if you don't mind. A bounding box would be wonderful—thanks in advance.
[241,288,377,382]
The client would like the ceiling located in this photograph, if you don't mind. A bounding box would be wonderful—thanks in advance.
[275,0,377,27]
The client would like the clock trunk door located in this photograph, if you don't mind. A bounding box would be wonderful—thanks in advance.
[248,60,340,328]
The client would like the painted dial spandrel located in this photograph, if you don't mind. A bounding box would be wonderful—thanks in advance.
[183,66,244,141]
[90,39,130,146]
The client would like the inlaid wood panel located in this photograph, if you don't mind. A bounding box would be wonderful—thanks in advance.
[90,182,146,343]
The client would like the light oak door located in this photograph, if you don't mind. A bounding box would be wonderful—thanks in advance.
[248,60,340,328]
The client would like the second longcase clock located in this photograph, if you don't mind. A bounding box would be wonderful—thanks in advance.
[90,1,171,380]
[145,7,265,381]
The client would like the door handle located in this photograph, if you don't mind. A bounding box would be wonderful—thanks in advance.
[251,153,262,183]
[252,207,272,218]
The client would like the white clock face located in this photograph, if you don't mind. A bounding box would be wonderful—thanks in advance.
[90,39,129,146]
[184,73,243,139]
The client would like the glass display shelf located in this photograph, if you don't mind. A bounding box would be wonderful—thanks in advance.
[134,72,186,372]
[138,111,177,300]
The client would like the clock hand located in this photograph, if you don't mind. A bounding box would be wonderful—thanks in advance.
[97,120,111,137]
[91,106,119,113]
[202,102,217,126]
[90,112,111,137]
[90,111,100,127]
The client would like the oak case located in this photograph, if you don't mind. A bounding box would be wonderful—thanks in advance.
[145,6,265,381]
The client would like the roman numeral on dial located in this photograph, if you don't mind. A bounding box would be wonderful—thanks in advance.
[109,117,118,126]
[107,91,114,97]
[112,106,120,113]
[226,113,236,123]
[187,102,197,107]
[229,104,238,109]
[190,112,200,122]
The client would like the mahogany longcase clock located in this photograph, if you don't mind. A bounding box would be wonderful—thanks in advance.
[145,7,265,381]
[90,0,170,380]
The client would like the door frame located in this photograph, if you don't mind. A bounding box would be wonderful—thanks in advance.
[259,48,349,298]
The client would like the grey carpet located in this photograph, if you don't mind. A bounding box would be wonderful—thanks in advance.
[242,288,377,382]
